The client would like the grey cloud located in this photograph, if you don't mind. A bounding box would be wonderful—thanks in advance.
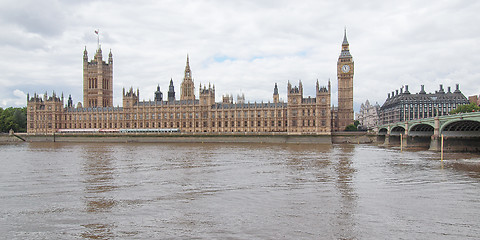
[1,0,480,110]
[0,0,67,37]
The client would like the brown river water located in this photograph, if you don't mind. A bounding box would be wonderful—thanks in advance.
[1,142,479,239]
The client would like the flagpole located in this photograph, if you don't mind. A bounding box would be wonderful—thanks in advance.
[97,29,100,49]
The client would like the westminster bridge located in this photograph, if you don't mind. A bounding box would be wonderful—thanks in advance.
[377,112,480,152]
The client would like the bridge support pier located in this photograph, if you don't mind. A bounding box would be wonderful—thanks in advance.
[429,116,441,151]
[429,136,440,151]
[383,134,390,146]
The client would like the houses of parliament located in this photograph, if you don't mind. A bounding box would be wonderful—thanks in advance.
[26,31,354,135]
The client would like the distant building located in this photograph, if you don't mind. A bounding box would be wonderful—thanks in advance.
[356,100,380,130]
[468,95,480,106]
[379,84,469,125]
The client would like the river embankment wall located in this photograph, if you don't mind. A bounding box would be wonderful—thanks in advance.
[331,132,377,144]
[0,134,24,143]
[20,133,332,144]
[2,132,378,144]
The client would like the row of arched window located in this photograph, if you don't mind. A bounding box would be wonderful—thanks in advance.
[88,78,110,89]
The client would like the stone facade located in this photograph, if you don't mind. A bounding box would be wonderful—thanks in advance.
[379,84,469,125]
[83,47,113,108]
[336,29,354,131]
[27,32,353,135]
[356,100,380,130]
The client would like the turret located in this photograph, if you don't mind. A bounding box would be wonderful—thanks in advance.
[108,49,113,64]
[287,80,303,105]
[67,94,73,108]
[273,83,279,103]
[83,46,88,62]
[123,87,139,108]
[237,93,245,104]
[154,85,163,102]
[299,80,303,96]
[199,82,215,105]
[95,47,102,62]
[168,78,175,102]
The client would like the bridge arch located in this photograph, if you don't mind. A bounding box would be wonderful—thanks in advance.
[390,126,405,136]
[409,123,434,137]
[440,119,480,137]
[378,127,388,135]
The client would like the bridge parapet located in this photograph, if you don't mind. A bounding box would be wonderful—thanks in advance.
[376,112,480,151]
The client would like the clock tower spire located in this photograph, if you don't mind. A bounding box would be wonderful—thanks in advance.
[180,54,195,101]
[336,28,354,131]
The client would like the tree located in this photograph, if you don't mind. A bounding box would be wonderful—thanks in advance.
[450,103,480,114]
[354,120,360,127]
[345,124,357,131]
[0,107,27,133]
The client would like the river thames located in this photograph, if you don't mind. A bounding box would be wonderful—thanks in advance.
[1,142,479,239]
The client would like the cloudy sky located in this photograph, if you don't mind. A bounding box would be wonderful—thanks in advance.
[1,0,479,113]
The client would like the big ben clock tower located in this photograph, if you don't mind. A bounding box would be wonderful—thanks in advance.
[336,28,354,131]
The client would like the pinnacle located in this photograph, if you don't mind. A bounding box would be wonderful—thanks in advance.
[343,27,349,45]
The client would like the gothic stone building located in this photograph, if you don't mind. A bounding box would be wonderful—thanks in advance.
[27,32,354,134]
[379,84,469,125]
[356,100,380,130]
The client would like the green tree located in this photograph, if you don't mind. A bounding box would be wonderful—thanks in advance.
[450,103,480,114]
[354,120,360,127]
[345,124,357,131]
[0,107,27,133]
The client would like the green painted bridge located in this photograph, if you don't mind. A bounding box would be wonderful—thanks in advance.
[377,112,480,152]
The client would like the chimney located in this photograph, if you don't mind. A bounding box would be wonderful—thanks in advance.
[439,84,445,93]
[454,84,461,93]
[448,86,451,93]
[396,90,399,96]
[388,93,390,98]
[420,85,426,94]
[405,85,410,94]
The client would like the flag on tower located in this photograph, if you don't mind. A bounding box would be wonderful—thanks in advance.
[95,30,99,35]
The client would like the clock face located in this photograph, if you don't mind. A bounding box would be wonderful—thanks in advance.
[341,64,350,73]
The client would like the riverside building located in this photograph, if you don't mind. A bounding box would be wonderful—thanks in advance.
[27,31,355,134]
[356,100,380,130]
[379,84,469,125]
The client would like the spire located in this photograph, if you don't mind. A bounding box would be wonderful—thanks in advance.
[273,83,278,95]
[184,54,192,79]
[168,78,175,102]
[83,46,88,61]
[342,27,349,45]
[108,49,113,64]
[154,84,163,102]
[339,28,352,59]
